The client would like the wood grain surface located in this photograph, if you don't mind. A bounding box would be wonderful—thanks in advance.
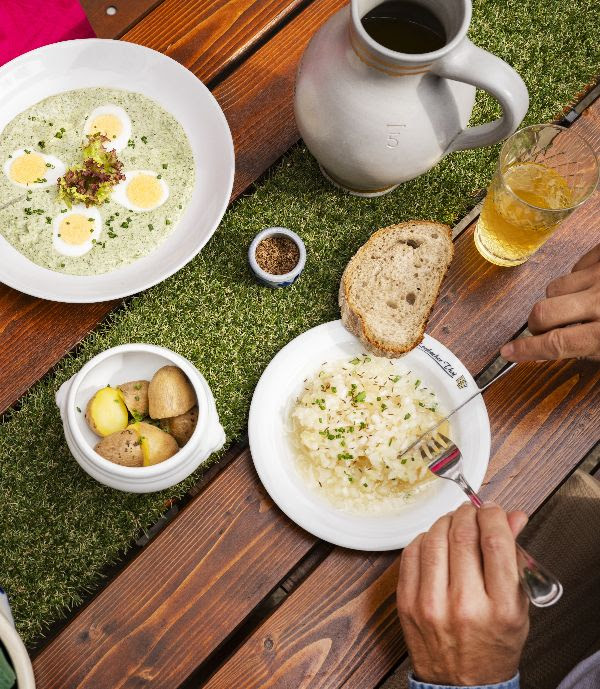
[203,358,600,688]
[32,449,316,689]
[0,0,320,415]
[203,549,402,689]
[122,0,307,85]
[80,0,165,38]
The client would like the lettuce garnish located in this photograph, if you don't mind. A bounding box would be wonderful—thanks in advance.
[57,133,125,207]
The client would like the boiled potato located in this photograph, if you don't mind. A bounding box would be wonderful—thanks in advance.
[95,428,143,467]
[148,366,196,419]
[133,421,179,466]
[86,386,129,437]
[163,406,198,447]
[118,380,149,421]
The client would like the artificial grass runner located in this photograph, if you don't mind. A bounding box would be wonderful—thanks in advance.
[1,0,599,643]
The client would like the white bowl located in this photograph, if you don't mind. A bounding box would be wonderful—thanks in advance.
[56,344,225,493]
[0,39,234,302]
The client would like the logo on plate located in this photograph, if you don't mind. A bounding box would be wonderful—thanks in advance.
[417,344,468,387]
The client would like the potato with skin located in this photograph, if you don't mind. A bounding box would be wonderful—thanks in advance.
[86,386,129,437]
[163,406,198,447]
[133,421,179,466]
[118,380,149,421]
[148,366,196,419]
[95,428,143,467]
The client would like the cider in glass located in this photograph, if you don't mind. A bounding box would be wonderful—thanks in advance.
[474,125,599,267]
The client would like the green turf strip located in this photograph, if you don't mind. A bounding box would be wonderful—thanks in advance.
[1,0,599,643]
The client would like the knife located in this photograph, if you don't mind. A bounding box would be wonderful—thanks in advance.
[400,360,517,456]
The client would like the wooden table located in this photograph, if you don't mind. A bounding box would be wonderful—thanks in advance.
[2,1,598,687]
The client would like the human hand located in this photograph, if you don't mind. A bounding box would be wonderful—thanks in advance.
[397,503,530,686]
[501,244,600,362]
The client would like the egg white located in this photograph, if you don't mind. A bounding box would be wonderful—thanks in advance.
[111,170,170,212]
[83,105,132,152]
[3,148,65,188]
[52,205,103,257]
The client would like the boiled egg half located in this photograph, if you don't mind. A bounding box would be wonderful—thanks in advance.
[52,206,103,257]
[83,105,132,152]
[3,149,65,188]
[111,170,169,212]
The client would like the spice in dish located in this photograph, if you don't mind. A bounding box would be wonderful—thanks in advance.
[255,235,299,275]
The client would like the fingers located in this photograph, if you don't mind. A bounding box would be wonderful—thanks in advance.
[398,533,423,613]
[418,515,451,611]
[501,322,600,361]
[449,503,484,595]
[546,264,600,298]
[528,292,600,334]
[573,244,600,272]
[507,510,528,538]
[477,503,520,600]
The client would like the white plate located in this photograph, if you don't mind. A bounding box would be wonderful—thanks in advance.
[0,39,234,302]
[249,320,490,551]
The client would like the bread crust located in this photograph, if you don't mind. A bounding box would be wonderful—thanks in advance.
[339,221,453,358]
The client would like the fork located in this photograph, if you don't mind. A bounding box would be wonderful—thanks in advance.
[421,432,563,608]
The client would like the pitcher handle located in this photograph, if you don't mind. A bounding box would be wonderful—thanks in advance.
[432,38,529,153]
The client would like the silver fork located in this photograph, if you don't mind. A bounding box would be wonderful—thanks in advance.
[421,432,563,608]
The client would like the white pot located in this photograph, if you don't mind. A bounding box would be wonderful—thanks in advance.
[0,590,35,688]
[56,344,225,493]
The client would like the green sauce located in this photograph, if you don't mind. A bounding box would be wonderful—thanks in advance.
[0,88,195,275]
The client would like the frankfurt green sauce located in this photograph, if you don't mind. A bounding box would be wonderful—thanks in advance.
[0,88,195,275]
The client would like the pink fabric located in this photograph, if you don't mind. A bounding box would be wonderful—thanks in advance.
[0,0,95,67]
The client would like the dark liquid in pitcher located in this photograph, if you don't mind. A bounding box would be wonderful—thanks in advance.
[361,1,446,53]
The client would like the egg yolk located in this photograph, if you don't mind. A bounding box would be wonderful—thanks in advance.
[58,215,95,245]
[88,114,123,141]
[9,152,47,185]
[126,175,163,209]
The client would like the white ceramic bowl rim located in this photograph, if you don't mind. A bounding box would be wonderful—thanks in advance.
[65,344,211,477]
[248,227,307,282]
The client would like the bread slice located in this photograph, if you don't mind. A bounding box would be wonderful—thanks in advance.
[339,221,453,357]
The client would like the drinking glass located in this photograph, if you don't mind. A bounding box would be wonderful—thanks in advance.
[474,124,599,266]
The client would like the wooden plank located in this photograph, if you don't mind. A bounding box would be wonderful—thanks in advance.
[0,0,320,416]
[203,358,600,688]
[122,0,307,85]
[203,549,401,689]
[32,449,316,689]
[80,0,164,39]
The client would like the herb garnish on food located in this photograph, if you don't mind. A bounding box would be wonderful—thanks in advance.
[57,133,125,207]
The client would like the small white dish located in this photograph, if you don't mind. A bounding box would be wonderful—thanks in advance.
[0,39,234,302]
[249,320,490,551]
[56,344,225,493]
[248,227,306,287]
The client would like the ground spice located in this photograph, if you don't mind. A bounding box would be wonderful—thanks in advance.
[255,235,300,275]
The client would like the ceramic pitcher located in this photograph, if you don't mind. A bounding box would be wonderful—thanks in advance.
[294,0,529,196]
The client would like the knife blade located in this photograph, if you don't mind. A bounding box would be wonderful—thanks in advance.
[400,360,517,457]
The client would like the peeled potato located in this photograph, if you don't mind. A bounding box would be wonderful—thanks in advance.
[118,380,149,421]
[86,386,129,437]
[163,406,198,447]
[133,421,179,466]
[148,366,196,419]
[95,428,143,467]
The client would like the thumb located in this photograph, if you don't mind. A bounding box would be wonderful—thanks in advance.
[507,510,529,538]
